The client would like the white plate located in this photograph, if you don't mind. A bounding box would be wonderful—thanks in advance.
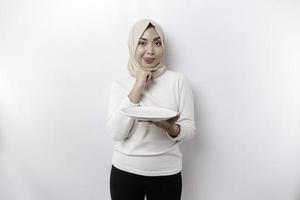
[121,106,178,122]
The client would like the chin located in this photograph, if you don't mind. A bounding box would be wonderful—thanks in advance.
[142,63,160,68]
[141,64,155,68]
[143,65,155,68]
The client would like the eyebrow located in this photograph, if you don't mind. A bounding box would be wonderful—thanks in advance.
[140,37,161,41]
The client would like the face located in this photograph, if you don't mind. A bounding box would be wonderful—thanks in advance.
[135,26,163,69]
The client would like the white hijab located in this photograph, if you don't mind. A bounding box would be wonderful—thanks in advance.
[127,19,166,79]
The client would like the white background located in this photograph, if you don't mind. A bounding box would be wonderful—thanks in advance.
[1,0,300,200]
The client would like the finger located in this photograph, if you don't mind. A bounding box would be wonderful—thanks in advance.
[152,121,161,127]
[147,74,152,82]
[146,71,152,79]
[151,65,160,72]
[157,121,169,129]
[138,120,150,122]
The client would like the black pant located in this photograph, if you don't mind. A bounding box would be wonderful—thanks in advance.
[110,165,182,200]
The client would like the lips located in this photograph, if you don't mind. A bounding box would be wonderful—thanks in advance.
[143,57,155,64]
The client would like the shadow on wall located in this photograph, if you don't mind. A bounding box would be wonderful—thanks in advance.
[179,82,206,199]
[297,185,300,200]
[0,105,3,152]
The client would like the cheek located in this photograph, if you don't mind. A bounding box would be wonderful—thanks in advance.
[135,48,144,58]
[155,48,163,58]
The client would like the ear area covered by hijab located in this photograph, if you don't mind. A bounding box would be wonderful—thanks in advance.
[127,19,166,79]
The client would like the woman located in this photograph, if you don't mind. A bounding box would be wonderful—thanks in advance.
[106,19,196,200]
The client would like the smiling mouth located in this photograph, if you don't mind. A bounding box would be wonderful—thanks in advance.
[143,58,155,64]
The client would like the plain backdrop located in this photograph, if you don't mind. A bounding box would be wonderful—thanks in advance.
[1,0,300,200]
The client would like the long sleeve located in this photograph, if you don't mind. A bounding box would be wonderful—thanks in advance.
[106,81,139,141]
[168,75,196,142]
[108,71,194,176]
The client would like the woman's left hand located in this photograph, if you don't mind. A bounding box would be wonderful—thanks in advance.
[148,113,181,137]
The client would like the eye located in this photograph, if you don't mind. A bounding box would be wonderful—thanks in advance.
[155,41,162,46]
[138,41,146,46]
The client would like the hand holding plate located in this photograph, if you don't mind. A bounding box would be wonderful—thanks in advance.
[147,113,181,137]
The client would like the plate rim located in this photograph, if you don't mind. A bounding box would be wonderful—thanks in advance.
[121,106,178,119]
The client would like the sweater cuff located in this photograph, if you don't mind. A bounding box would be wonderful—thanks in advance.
[121,96,140,108]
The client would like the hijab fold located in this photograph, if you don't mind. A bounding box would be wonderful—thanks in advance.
[127,19,166,79]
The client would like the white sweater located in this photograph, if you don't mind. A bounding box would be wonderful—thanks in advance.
[106,70,196,176]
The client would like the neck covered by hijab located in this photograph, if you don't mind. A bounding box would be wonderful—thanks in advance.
[127,19,166,79]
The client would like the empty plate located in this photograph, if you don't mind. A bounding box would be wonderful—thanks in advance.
[121,106,178,122]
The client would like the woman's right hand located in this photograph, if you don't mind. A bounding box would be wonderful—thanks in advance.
[128,68,158,104]
[134,69,154,91]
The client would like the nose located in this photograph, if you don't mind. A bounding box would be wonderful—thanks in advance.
[146,44,155,55]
